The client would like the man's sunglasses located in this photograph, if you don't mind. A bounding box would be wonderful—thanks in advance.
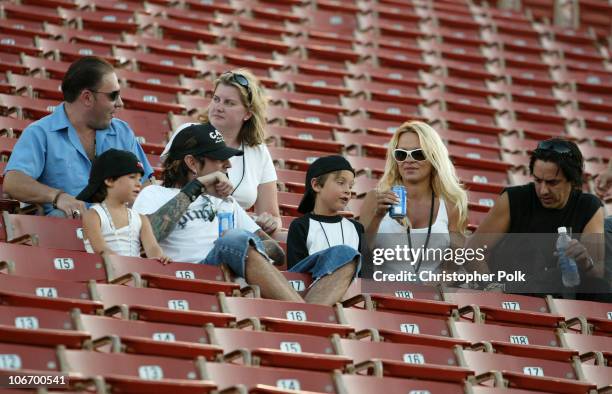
[535,140,573,155]
[91,89,121,102]
[224,72,252,104]
[393,148,426,162]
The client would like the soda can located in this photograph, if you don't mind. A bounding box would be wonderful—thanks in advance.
[388,185,407,218]
[218,211,234,236]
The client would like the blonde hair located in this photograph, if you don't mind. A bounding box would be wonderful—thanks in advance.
[198,68,267,147]
[378,121,468,232]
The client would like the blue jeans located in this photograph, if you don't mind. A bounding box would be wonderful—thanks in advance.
[200,228,270,278]
[289,245,361,281]
[47,208,67,218]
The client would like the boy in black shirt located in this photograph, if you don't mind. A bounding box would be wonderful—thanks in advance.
[287,155,363,304]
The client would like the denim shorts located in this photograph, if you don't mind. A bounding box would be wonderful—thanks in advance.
[200,228,271,278]
[289,245,361,281]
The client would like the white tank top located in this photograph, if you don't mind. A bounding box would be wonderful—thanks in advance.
[376,198,451,274]
[84,203,142,257]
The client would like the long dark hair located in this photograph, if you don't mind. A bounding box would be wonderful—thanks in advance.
[529,138,584,188]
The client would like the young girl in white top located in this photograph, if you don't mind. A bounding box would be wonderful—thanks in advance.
[78,149,169,262]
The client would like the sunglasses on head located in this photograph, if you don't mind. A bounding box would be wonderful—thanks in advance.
[535,140,573,155]
[224,72,252,104]
[393,148,426,162]
[91,89,121,102]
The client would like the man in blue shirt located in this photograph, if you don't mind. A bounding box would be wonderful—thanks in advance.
[3,56,153,217]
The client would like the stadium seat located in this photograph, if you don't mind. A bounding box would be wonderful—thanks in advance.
[58,348,216,393]
[35,37,117,64]
[103,253,239,296]
[0,305,88,348]
[0,342,60,373]
[5,72,62,100]
[1,213,86,251]
[451,321,562,349]
[74,311,222,360]
[338,307,455,341]
[0,3,65,25]
[218,294,353,337]
[207,325,350,371]
[336,372,471,394]
[460,349,579,381]
[92,284,235,327]
[0,93,56,119]
[0,243,105,282]
[559,331,612,363]
[578,364,612,390]
[0,274,102,313]
[546,297,612,335]
[443,290,564,328]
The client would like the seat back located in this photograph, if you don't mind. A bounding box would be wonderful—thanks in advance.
[0,342,60,372]
[3,213,85,251]
[0,243,105,282]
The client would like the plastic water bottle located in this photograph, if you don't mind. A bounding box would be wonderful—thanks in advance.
[556,227,580,287]
[217,200,234,236]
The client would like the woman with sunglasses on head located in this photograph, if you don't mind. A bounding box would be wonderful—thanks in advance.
[360,121,468,275]
[197,69,281,235]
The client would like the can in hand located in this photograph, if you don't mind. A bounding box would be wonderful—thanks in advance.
[388,185,407,218]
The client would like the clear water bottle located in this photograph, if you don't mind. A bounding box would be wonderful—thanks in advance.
[556,227,580,287]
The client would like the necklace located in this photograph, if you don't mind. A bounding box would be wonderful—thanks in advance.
[101,202,137,256]
[406,190,435,274]
[318,217,345,248]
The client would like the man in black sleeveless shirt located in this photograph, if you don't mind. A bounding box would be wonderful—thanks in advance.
[467,138,608,299]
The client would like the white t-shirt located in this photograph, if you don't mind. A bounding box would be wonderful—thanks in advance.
[133,185,260,263]
[377,198,451,275]
[228,143,277,210]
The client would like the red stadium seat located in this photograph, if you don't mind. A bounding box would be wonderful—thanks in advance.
[546,297,612,335]
[208,325,349,371]
[74,312,222,360]
[5,72,63,100]
[0,243,105,282]
[0,305,87,348]
[335,372,470,394]
[202,361,336,392]
[0,274,102,314]
[1,213,85,251]
[0,93,56,119]
[0,342,60,373]
[58,348,216,393]
[219,294,352,337]
[93,284,235,327]
[103,254,239,296]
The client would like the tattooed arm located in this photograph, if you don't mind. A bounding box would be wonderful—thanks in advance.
[148,171,233,242]
[256,229,286,266]
[147,192,193,242]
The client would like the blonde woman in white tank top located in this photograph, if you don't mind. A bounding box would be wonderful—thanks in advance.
[77,149,170,263]
[360,121,469,275]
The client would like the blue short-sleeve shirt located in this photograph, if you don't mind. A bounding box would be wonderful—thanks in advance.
[5,103,154,213]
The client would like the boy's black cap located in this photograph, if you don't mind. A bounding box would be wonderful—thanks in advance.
[167,122,243,161]
[297,155,355,214]
[77,149,145,203]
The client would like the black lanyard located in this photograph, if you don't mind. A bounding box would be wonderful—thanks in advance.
[406,190,435,274]
[319,219,344,248]
[231,143,246,196]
